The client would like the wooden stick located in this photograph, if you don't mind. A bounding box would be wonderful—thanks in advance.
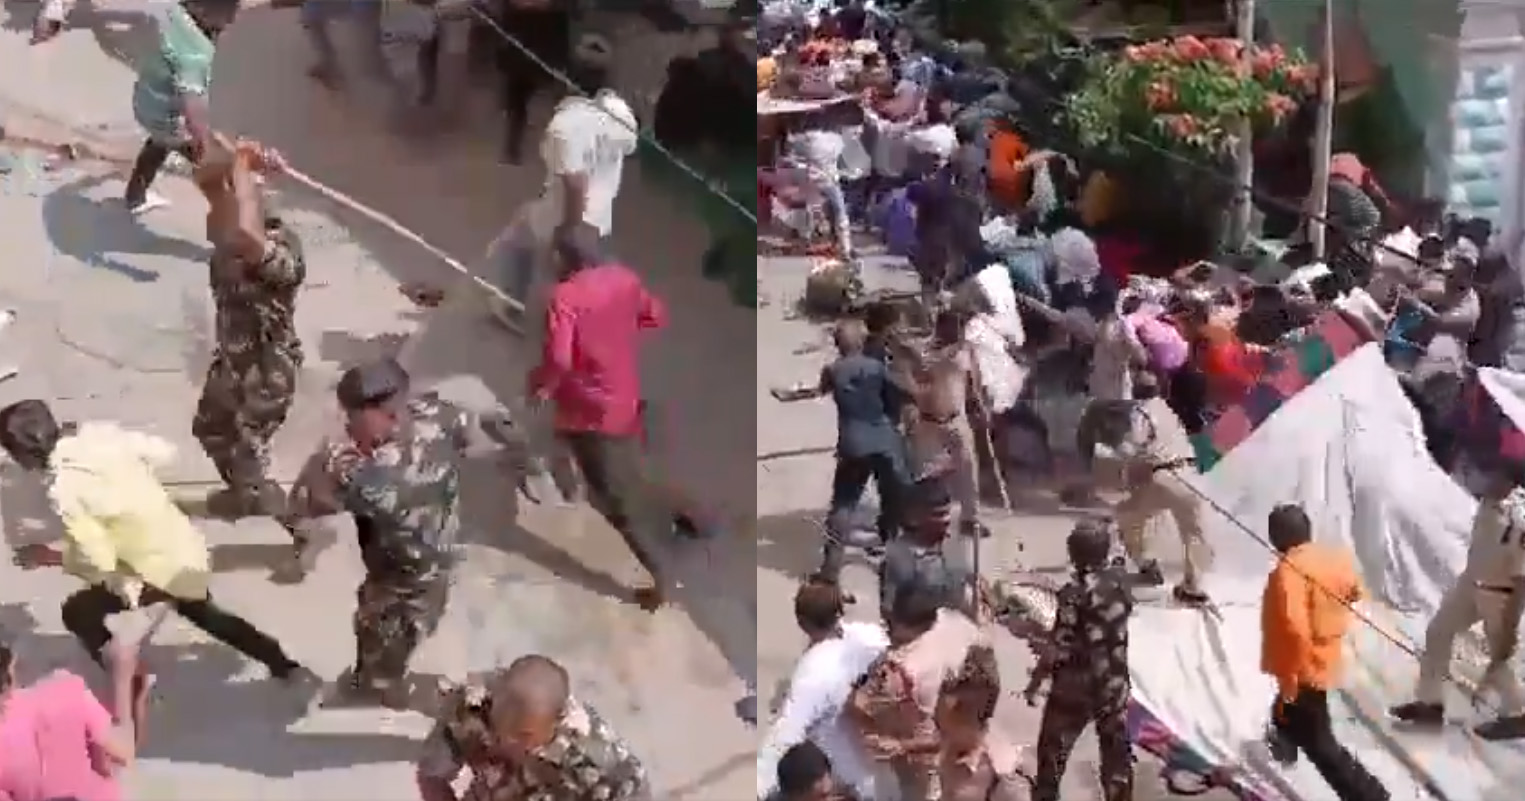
[1307,0,1336,260]
[280,167,527,315]
[968,388,1025,623]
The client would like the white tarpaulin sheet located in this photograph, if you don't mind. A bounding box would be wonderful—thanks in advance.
[1131,345,1525,801]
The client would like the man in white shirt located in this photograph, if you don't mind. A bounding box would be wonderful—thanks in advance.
[757,581,889,800]
[1391,458,1525,739]
[489,33,639,331]
[786,114,853,260]
[963,263,1026,418]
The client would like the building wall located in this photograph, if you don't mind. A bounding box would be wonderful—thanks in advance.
[1430,4,1525,240]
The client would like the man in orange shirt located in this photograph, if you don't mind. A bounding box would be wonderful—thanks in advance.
[1260,504,1389,801]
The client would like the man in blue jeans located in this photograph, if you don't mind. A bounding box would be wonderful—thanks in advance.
[782,319,910,583]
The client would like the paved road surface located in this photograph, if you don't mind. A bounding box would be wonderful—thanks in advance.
[0,1,754,798]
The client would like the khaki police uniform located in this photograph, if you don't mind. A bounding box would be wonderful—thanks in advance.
[1415,489,1525,713]
[1113,397,1209,589]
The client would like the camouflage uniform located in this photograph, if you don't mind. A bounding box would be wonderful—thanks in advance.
[285,392,470,692]
[415,680,652,801]
[192,224,306,514]
[1031,568,1134,801]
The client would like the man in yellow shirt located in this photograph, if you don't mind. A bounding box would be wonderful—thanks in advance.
[0,399,315,688]
[1260,504,1389,801]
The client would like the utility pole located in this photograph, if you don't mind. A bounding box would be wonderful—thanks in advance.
[1308,0,1336,259]
[1226,0,1257,252]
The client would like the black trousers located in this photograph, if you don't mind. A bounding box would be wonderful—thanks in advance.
[1272,687,1390,801]
[417,33,443,104]
[561,431,666,586]
[818,450,906,581]
[491,9,569,160]
[125,139,196,206]
[499,65,550,159]
[61,583,298,677]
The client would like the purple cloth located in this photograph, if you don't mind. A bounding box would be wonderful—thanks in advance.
[877,187,918,259]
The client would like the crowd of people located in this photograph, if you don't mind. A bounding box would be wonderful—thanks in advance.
[756,2,1525,801]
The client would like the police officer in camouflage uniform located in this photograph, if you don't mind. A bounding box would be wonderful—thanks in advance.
[190,136,305,519]
[415,654,651,801]
[282,357,508,709]
[1022,517,1134,801]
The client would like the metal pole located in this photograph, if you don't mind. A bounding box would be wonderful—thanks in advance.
[1226,0,1257,252]
[1308,0,1336,259]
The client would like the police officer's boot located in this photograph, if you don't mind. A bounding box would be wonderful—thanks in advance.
[204,481,285,521]
[1134,559,1166,587]
[1388,700,1444,725]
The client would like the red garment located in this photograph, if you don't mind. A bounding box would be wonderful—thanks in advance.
[1094,233,1144,286]
[1195,323,1259,405]
[529,263,666,436]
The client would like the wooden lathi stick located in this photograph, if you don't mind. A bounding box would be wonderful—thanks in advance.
[280,167,527,315]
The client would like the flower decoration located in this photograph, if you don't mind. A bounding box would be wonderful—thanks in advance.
[1067,36,1318,160]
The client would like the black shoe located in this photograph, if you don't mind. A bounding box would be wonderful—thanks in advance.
[1135,561,1166,587]
[502,138,524,165]
[960,520,992,539]
[202,488,258,520]
[1172,584,1210,605]
[672,513,703,539]
[1475,714,1525,740]
[735,694,758,726]
[1389,701,1444,725]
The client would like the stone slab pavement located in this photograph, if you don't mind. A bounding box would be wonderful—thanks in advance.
[0,1,756,799]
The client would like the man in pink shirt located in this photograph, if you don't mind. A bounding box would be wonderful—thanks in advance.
[528,223,669,612]
[0,629,148,801]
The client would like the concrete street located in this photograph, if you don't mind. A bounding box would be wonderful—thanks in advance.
[0,0,753,798]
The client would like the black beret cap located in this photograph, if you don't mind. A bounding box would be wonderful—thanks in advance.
[335,358,410,411]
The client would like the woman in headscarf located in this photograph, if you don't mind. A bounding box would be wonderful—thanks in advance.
[1322,152,1388,281]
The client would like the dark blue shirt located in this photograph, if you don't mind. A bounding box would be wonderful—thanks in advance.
[820,353,904,458]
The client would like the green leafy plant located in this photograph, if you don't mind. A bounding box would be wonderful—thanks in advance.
[1066,36,1316,162]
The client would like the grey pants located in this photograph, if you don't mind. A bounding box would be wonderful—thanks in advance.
[303,0,387,73]
[560,431,666,587]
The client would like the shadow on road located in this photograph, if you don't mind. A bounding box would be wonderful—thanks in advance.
[43,172,211,282]
[0,0,154,66]
[0,0,32,34]
[76,0,155,69]
[0,461,57,548]
[2,600,425,775]
[755,508,860,581]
